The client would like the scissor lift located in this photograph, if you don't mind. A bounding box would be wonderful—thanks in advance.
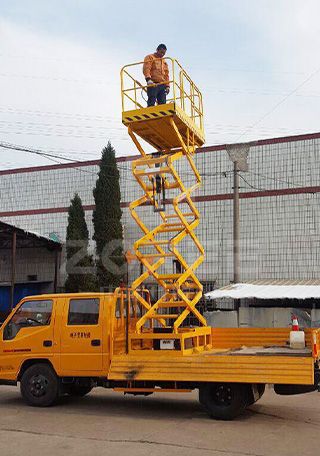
[121,58,212,351]
[0,63,319,420]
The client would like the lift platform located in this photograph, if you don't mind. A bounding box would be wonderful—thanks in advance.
[121,58,205,150]
[121,57,209,346]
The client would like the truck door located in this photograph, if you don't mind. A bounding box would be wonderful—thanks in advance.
[1,298,56,378]
[60,297,103,374]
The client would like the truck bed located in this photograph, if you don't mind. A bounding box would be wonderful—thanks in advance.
[108,349,314,385]
[108,328,319,385]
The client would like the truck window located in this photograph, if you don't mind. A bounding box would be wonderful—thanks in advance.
[3,300,53,341]
[68,298,99,325]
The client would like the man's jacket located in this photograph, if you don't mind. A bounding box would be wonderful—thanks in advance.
[143,54,169,86]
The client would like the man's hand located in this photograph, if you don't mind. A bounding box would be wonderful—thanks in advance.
[165,86,170,95]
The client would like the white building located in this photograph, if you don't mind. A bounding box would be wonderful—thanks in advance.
[0,132,319,296]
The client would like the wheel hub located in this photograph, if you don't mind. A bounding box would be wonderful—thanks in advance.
[29,375,48,398]
[214,385,233,406]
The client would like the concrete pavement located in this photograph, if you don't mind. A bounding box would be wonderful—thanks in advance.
[0,385,319,456]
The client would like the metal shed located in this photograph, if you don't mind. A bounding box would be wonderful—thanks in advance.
[0,221,62,319]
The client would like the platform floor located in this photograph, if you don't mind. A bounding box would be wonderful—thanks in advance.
[122,102,205,149]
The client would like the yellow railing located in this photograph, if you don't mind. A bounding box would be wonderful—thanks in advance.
[112,287,153,354]
[120,57,204,133]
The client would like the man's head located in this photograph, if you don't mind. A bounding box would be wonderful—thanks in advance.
[155,44,167,58]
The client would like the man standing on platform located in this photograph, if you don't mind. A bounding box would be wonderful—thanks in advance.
[143,44,170,107]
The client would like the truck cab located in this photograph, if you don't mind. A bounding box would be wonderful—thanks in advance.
[0,293,116,385]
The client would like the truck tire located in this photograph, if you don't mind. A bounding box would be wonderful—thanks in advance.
[199,382,248,420]
[67,385,92,397]
[20,363,59,407]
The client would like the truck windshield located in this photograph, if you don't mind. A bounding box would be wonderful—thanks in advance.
[3,300,53,340]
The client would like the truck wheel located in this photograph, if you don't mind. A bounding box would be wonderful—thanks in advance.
[199,382,248,420]
[20,364,59,407]
[67,386,92,397]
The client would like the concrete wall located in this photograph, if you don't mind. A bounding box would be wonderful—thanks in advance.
[205,307,320,328]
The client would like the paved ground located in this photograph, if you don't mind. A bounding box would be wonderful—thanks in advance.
[0,385,319,456]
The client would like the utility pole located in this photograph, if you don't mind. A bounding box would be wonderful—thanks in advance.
[233,162,240,283]
[10,230,17,310]
[226,143,250,285]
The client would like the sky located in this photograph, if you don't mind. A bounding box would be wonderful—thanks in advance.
[0,0,319,169]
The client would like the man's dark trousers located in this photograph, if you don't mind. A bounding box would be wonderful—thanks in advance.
[147,84,167,106]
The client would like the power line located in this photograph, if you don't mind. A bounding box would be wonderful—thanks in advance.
[0,139,314,193]
[236,66,320,142]
[0,119,119,130]
[0,140,239,185]
[0,120,313,147]
[0,71,115,86]
[0,106,313,134]
[204,87,320,98]
[0,106,117,122]
[0,117,309,135]
[248,171,304,188]
[0,128,126,141]
[0,141,130,177]
[238,173,267,192]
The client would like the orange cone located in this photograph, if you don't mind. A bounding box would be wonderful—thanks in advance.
[313,333,318,358]
[291,315,299,331]
[289,315,305,349]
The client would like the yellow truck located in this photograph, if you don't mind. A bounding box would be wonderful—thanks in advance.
[0,289,319,420]
[1,58,318,421]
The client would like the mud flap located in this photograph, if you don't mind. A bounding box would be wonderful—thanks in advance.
[274,384,316,395]
[0,380,17,386]
[251,384,260,402]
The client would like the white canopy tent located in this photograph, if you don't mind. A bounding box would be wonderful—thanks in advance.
[205,280,320,301]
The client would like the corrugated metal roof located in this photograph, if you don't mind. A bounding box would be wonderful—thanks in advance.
[205,280,320,300]
[0,220,62,248]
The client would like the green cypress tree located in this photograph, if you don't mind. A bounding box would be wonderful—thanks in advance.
[93,141,124,290]
[65,193,96,292]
